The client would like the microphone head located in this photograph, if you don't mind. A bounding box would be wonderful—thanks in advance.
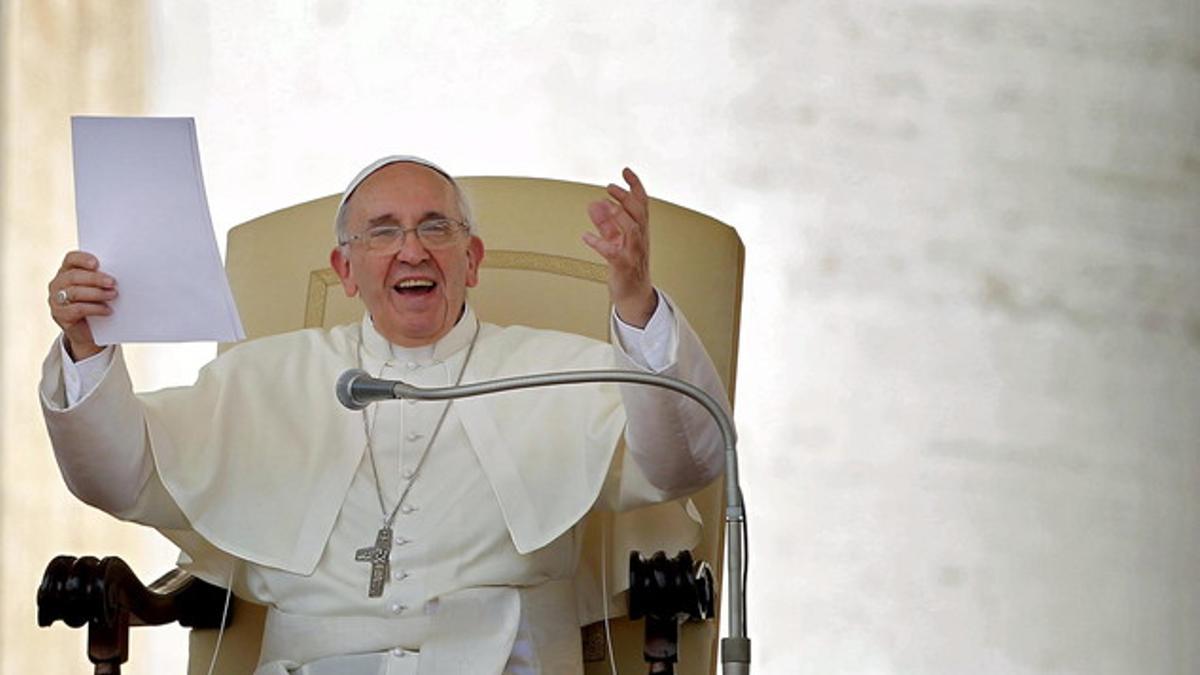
[336,368,369,410]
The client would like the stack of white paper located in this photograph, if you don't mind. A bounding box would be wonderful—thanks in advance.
[71,116,245,344]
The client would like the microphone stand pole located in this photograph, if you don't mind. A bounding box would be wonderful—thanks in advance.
[339,369,751,674]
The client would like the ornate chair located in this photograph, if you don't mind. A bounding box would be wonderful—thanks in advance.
[39,175,744,674]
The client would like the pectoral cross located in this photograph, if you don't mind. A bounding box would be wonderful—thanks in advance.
[355,526,393,597]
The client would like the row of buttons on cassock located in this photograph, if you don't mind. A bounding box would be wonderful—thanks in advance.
[384,359,433,624]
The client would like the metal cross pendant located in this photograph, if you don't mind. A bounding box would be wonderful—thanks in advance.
[355,525,393,597]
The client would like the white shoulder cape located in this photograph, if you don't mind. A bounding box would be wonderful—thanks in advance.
[139,319,628,575]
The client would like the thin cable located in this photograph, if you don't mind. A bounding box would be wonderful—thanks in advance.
[601,518,618,675]
[204,562,237,675]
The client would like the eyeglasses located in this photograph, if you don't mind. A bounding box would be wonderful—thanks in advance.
[340,218,469,254]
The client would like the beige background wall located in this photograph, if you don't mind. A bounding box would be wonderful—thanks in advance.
[2,2,1197,674]
[0,2,190,674]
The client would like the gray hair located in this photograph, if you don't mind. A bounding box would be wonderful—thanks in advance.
[333,156,478,245]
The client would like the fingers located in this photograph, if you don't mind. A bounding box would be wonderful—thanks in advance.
[53,297,114,322]
[49,283,116,318]
[587,200,616,229]
[583,169,654,319]
[605,184,647,224]
[58,284,118,305]
[584,166,649,242]
[583,201,625,258]
[49,285,111,354]
[605,169,649,226]
[52,267,117,292]
[622,167,647,201]
[581,230,619,258]
[47,251,117,344]
[48,269,117,309]
[49,288,111,354]
[50,251,116,295]
[59,250,100,274]
[582,168,651,262]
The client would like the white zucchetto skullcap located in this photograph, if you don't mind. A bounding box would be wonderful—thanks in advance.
[336,155,455,213]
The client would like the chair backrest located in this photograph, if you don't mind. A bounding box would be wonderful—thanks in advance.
[191,176,743,675]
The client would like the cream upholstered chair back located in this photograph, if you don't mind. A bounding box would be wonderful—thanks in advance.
[192,176,743,675]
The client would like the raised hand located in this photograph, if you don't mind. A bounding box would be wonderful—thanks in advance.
[47,251,117,360]
[582,167,658,327]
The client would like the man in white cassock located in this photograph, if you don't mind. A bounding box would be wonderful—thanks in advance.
[40,157,731,674]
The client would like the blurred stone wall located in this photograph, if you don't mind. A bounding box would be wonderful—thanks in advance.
[728,3,1200,673]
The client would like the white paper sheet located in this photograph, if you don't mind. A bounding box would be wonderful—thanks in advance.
[71,116,245,344]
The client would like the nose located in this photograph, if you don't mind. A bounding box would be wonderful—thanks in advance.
[393,228,430,264]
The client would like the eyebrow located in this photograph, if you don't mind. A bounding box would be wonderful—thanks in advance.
[366,211,450,228]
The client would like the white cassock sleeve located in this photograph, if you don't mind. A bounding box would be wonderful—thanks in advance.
[601,290,730,511]
[41,338,151,514]
[41,336,190,529]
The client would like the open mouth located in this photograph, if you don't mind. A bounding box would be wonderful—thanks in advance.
[393,279,437,296]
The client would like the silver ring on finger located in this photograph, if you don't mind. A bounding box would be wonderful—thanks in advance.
[55,288,70,306]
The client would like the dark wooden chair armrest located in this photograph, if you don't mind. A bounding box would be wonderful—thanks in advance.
[38,555,231,675]
[38,550,710,673]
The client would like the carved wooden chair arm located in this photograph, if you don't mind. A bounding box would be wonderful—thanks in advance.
[38,550,710,673]
[38,555,230,675]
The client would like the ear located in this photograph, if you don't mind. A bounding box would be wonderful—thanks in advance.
[330,246,358,297]
[465,236,485,288]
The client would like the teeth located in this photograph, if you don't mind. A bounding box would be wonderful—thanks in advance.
[396,279,435,289]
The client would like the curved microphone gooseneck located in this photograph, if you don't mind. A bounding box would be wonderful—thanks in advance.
[336,368,751,675]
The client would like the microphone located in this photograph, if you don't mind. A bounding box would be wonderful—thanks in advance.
[334,367,751,674]
[336,368,398,410]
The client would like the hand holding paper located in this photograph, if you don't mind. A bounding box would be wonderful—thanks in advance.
[67,116,245,346]
[46,250,117,360]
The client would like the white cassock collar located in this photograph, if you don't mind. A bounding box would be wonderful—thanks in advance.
[358,304,479,372]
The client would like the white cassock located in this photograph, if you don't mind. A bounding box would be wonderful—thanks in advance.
[40,293,730,674]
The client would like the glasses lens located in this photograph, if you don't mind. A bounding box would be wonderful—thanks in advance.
[417,220,460,249]
[366,226,404,252]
